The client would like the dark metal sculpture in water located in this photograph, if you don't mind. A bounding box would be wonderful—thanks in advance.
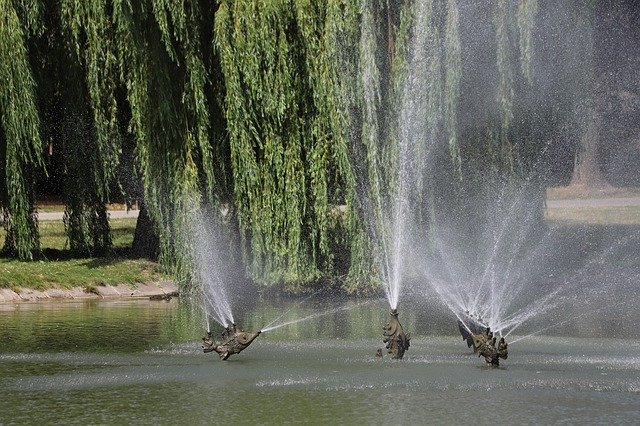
[457,311,508,366]
[202,324,261,360]
[383,309,411,359]
[470,327,508,367]
[457,311,487,352]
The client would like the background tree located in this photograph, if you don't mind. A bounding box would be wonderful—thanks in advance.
[0,0,44,260]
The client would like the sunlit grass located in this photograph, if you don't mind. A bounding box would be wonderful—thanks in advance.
[547,186,640,200]
[0,218,137,251]
[545,206,640,225]
[0,218,165,291]
[0,258,165,291]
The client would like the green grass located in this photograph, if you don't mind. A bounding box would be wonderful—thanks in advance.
[0,258,165,291]
[545,206,640,225]
[35,218,138,250]
[0,218,166,291]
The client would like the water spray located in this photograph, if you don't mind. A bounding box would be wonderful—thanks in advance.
[260,291,321,332]
[260,299,379,333]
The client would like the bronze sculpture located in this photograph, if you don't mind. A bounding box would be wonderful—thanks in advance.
[202,323,261,360]
[457,311,487,352]
[470,327,508,367]
[382,308,411,359]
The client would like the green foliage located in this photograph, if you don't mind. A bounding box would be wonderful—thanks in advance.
[0,0,44,260]
[216,0,321,287]
[0,0,561,296]
[444,0,461,175]
[494,0,516,173]
[517,0,538,83]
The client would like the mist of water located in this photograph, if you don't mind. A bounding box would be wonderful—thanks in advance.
[411,176,638,339]
[189,208,234,328]
[260,299,380,333]
[357,1,436,311]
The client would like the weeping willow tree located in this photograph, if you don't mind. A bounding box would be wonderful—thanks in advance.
[216,0,331,289]
[0,0,44,260]
[325,0,381,291]
[1,0,553,296]
[109,0,221,286]
[48,0,225,289]
[293,0,374,291]
[25,0,120,255]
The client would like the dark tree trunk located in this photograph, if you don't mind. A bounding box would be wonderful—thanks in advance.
[569,1,615,191]
[131,201,159,260]
[569,105,611,189]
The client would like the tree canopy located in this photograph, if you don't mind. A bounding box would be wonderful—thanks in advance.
[1,0,634,294]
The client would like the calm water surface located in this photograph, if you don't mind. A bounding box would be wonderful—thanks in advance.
[1,298,639,425]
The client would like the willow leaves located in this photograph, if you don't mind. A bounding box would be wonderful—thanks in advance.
[0,0,43,259]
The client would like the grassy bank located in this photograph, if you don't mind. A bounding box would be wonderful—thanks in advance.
[0,218,166,291]
[0,258,164,292]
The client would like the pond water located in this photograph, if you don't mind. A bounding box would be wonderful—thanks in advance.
[1,297,639,424]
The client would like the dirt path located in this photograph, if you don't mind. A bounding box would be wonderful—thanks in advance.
[0,280,177,303]
[38,209,140,221]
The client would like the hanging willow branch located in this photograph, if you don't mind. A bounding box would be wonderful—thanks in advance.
[494,0,516,172]
[0,0,44,259]
[60,0,121,202]
[111,0,215,285]
[323,0,380,291]
[517,0,538,83]
[216,0,327,287]
[54,0,124,254]
[444,0,461,175]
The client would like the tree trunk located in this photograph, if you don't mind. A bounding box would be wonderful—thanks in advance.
[131,201,159,260]
[569,105,611,189]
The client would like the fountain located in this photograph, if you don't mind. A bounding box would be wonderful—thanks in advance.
[457,311,487,351]
[202,323,261,360]
[470,327,509,367]
[185,207,261,360]
[358,0,443,356]
[382,308,411,359]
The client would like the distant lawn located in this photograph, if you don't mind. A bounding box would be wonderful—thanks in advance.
[1,218,137,251]
[0,217,165,291]
[545,206,640,225]
[36,201,133,213]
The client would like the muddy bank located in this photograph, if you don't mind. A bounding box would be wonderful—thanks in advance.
[0,280,178,303]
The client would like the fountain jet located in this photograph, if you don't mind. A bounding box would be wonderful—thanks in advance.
[202,324,260,360]
[382,309,411,359]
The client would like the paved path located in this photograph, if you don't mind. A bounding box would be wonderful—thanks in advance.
[546,197,640,209]
[34,198,640,220]
[38,209,140,221]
